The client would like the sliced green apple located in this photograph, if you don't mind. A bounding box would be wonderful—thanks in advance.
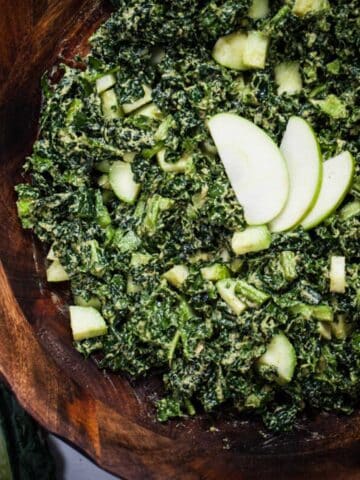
[301,151,354,230]
[216,279,246,315]
[258,333,297,384]
[163,265,189,289]
[330,256,346,294]
[96,73,116,94]
[248,0,269,20]
[269,116,322,232]
[122,85,152,114]
[212,32,248,70]
[201,264,230,281]
[275,62,302,96]
[208,113,289,225]
[231,225,272,255]
[212,31,269,71]
[46,260,69,282]
[109,161,140,204]
[293,0,329,17]
[69,306,108,341]
[101,89,123,120]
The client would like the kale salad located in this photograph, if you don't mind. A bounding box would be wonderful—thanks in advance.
[16,0,359,432]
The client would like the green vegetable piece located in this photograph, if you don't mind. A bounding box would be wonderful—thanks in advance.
[311,305,334,322]
[248,0,269,19]
[85,239,107,277]
[122,85,152,114]
[275,62,302,95]
[46,260,69,282]
[212,31,248,70]
[109,161,140,204]
[66,98,83,126]
[102,190,115,204]
[202,140,218,156]
[46,244,57,261]
[188,251,211,264]
[191,186,208,210]
[154,115,174,142]
[184,398,196,416]
[293,0,329,16]
[133,102,163,120]
[331,316,351,340]
[164,265,189,289]
[311,94,347,119]
[290,303,333,321]
[157,149,192,173]
[113,230,141,253]
[340,201,360,221]
[317,322,332,340]
[96,73,116,95]
[232,226,271,255]
[150,47,165,65]
[0,419,13,480]
[157,397,183,422]
[101,89,123,120]
[235,280,270,306]
[94,159,111,173]
[216,279,246,315]
[178,298,194,322]
[212,31,269,71]
[130,252,152,267]
[201,264,230,281]
[242,31,269,70]
[98,174,112,190]
[16,198,34,228]
[123,152,136,163]
[143,195,174,234]
[168,330,181,365]
[127,276,142,295]
[74,295,101,310]
[289,303,313,319]
[326,59,341,75]
[330,256,346,293]
[96,73,116,94]
[279,251,298,281]
[230,258,243,273]
[69,306,108,341]
[352,177,360,198]
[95,190,111,227]
[258,333,297,384]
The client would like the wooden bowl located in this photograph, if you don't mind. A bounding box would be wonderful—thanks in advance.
[0,2,359,478]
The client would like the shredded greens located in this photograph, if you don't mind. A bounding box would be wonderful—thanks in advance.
[16,0,359,431]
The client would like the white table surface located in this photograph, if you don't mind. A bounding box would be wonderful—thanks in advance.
[48,434,120,480]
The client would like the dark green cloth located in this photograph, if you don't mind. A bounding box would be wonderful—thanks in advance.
[0,381,55,480]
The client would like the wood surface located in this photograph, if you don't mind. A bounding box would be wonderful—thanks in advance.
[0,1,360,478]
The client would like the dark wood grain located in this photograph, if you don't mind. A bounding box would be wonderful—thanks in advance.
[0,2,360,479]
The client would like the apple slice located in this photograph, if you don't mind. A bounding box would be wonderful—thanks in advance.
[301,151,354,230]
[269,117,322,232]
[109,161,140,204]
[258,333,297,384]
[69,306,108,341]
[208,113,289,225]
